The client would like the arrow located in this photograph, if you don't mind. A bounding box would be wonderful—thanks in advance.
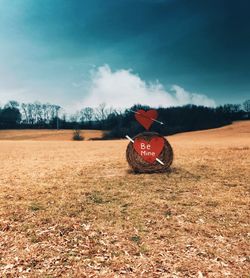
[125,135,164,165]
[130,109,164,125]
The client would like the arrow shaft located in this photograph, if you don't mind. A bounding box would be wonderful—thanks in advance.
[130,110,164,125]
[153,119,164,125]
[125,135,134,143]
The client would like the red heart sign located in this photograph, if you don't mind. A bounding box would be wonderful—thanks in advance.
[133,137,164,163]
[135,109,158,130]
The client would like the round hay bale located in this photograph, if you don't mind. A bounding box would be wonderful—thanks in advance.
[126,132,173,173]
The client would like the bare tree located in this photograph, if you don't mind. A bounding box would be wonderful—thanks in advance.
[42,103,50,124]
[243,100,250,112]
[82,107,93,122]
[34,102,43,123]
[223,104,241,113]
[21,103,29,123]
[5,100,19,109]
[72,111,81,123]
[94,103,109,122]
[27,103,35,124]
[78,110,85,124]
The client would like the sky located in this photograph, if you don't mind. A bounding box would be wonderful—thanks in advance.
[0,0,249,112]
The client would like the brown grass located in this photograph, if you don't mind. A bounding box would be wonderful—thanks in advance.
[0,121,249,277]
[0,129,104,141]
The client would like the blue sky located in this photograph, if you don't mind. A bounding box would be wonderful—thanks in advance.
[0,0,249,110]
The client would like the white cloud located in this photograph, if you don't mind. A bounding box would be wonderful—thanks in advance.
[171,85,216,107]
[81,65,216,108]
[0,65,216,113]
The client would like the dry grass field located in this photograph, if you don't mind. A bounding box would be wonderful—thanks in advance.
[0,121,249,277]
[0,129,104,141]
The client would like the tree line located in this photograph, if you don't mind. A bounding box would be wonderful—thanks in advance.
[0,100,249,138]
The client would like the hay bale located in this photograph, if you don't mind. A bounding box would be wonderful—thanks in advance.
[126,132,173,173]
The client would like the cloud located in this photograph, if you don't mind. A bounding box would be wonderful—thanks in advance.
[81,65,216,108]
[171,85,216,107]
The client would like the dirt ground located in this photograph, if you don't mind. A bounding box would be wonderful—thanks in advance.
[0,121,249,277]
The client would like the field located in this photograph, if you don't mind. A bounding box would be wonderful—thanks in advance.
[0,129,103,141]
[0,121,249,277]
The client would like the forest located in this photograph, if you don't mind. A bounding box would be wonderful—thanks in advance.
[0,100,249,139]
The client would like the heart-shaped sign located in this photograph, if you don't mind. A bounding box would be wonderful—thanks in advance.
[135,109,158,130]
[133,137,164,163]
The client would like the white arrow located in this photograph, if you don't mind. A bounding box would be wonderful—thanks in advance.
[125,135,164,165]
[130,109,164,125]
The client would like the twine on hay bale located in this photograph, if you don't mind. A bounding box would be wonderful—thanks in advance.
[126,132,173,173]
